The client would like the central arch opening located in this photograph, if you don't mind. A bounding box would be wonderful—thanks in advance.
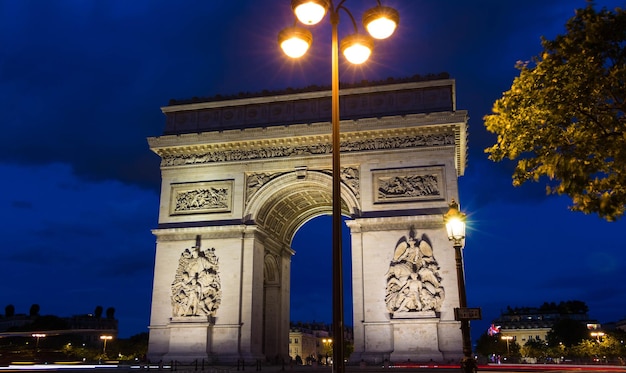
[288,214,353,364]
[250,170,360,360]
[290,215,353,327]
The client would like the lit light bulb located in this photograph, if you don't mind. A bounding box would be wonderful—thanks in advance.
[363,6,399,40]
[278,26,312,58]
[340,34,373,65]
[281,38,310,58]
[343,43,371,64]
[293,1,327,25]
[366,17,397,40]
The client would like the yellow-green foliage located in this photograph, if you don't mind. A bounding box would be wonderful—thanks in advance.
[484,3,626,221]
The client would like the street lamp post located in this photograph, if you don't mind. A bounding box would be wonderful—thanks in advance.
[501,335,513,356]
[322,338,333,365]
[444,200,476,373]
[279,2,399,373]
[100,335,113,355]
[32,333,46,351]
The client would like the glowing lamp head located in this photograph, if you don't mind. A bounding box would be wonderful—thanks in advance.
[363,5,399,40]
[278,26,313,58]
[444,199,466,244]
[340,34,374,64]
[291,0,329,25]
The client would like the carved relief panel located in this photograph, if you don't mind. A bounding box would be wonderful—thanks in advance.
[171,237,222,319]
[373,166,445,204]
[169,180,233,215]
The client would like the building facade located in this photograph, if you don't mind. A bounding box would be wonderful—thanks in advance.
[493,302,599,345]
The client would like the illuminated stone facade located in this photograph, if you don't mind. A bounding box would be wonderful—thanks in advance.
[146,77,468,363]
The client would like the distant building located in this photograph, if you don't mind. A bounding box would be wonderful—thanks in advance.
[491,301,599,345]
[0,314,32,332]
[288,323,353,364]
[288,329,320,363]
[604,318,626,333]
[0,307,117,346]
[65,313,118,344]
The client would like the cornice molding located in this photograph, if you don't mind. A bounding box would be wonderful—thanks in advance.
[148,113,467,175]
[152,225,254,241]
[345,215,443,233]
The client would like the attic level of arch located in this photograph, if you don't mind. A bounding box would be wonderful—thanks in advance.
[167,73,452,107]
[160,79,457,135]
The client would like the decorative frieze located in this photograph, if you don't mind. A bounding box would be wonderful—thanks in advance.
[160,133,454,167]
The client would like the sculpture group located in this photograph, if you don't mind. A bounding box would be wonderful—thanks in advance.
[171,239,222,318]
[385,230,444,315]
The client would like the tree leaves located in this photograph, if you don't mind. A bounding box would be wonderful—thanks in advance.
[484,3,626,221]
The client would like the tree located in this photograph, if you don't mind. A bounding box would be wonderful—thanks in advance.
[546,319,589,347]
[29,304,40,317]
[484,3,626,221]
[556,300,588,314]
[520,339,550,362]
[5,304,15,317]
[94,305,103,319]
[475,332,507,358]
[106,307,115,320]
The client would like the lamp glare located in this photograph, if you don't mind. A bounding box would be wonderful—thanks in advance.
[363,6,399,40]
[278,26,312,58]
[341,34,374,65]
[446,217,465,241]
[366,17,397,39]
[293,1,326,25]
[343,43,371,64]
[281,38,309,58]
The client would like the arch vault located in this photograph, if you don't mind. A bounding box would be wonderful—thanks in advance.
[146,76,468,364]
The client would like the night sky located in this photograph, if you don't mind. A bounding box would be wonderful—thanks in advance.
[1,0,625,343]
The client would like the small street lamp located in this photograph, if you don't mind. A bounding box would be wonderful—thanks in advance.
[501,335,513,356]
[279,2,399,373]
[32,333,46,351]
[100,335,113,355]
[591,331,605,343]
[322,338,333,365]
[444,199,477,373]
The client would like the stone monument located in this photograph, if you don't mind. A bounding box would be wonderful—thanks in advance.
[146,75,468,364]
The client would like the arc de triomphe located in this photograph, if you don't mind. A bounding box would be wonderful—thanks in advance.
[146,76,468,364]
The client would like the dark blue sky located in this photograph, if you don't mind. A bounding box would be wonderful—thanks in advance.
[1,0,625,341]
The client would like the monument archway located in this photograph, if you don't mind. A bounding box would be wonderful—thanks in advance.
[146,76,468,364]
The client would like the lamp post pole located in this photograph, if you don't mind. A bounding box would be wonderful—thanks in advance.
[100,335,113,355]
[444,200,476,373]
[501,335,513,356]
[279,4,399,372]
[453,241,472,361]
[330,8,345,373]
[32,333,46,351]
